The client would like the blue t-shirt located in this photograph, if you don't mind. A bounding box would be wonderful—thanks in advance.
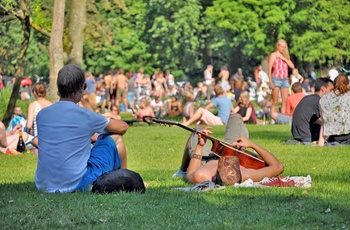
[211,96,232,124]
[35,101,109,193]
[85,79,96,94]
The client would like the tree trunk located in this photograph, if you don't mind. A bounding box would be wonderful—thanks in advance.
[49,0,66,102]
[67,0,87,67]
[2,0,31,127]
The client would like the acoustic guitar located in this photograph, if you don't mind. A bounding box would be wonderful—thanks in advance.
[143,116,268,170]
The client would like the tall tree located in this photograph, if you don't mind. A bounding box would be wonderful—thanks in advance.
[49,0,66,102]
[67,0,87,66]
[0,0,31,126]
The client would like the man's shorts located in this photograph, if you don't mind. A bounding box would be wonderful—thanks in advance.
[117,88,126,100]
[275,113,292,125]
[75,134,121,191]
[127,92,136,103]
[272,76,289,88]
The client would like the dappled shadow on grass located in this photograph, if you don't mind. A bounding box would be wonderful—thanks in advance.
[1,178,349,229]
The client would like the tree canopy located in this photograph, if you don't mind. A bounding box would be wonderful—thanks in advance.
[1,0,350,83]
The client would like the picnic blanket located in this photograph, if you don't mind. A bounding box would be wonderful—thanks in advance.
[173,175,312,192]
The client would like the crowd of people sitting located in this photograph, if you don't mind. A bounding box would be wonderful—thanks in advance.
[0,58,349,194]
[1,48,348,157]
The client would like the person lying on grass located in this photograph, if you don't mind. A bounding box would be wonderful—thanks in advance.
[0,122,28,155]
[33,64,129,193]
[173,114,284,185]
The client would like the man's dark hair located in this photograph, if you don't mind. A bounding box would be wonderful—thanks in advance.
[314,77,333,92]
[291,82,303,93]
[57,64,85,98]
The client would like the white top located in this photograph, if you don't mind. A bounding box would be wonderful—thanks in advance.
[33,101,42,136]
[329,69,339,81]
[204,69,212,85]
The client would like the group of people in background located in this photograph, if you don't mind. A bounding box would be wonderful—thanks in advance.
[1,38,350,158]
[1,36,350,195]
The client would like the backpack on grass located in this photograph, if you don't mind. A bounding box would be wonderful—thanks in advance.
[92,169,146,194]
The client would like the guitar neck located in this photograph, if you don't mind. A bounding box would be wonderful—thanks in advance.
[154,119,233,150]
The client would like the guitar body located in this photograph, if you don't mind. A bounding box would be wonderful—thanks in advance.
[144,116,268,170]
[213,142,266,169]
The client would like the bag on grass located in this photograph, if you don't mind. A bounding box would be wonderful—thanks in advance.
[92,169,146,194]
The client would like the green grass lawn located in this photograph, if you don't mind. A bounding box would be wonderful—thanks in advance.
[1,124,349,229]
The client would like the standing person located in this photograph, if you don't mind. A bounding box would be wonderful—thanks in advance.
[127,70,136,113]
[268,39,295,114]
[34,64,129,193]
[135,67,145,100]
[154,71,167,99]
[230,68,245,103]
[270,82,305,125]
[204,65,213,101]
[290,68,304,86]
[165,71,175,94]
[319,74,350,146]
[26,83,52,137]
[103,71,113,111]
[218,66,230,92]
[183,85,234,126]
[85,72,97,108]
[328,66,339,82]
[110,70,118,109]
[258,65,269,87]
[291,78,333,144]
[115,68,128,111]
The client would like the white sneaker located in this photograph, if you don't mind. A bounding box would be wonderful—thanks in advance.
[172,168,187,178]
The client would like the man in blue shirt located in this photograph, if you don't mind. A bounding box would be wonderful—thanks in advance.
[183,85,234,126]
[34,64,129,193]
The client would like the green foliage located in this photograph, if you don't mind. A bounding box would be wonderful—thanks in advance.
[0,86,12,120]
[0,85,32,121]
[143,0,205,78]
[290,0,350,64]
[0,3,50,78]
[2,0,350,85]
[83,0,151,74]
[1,125,350,228]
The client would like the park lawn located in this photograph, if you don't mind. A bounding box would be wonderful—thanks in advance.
[0,124,349,229]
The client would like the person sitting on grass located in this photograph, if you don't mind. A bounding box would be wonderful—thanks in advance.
[134,97,155,120]
[167,95,182,117]
[0,122,28,155]
[103,105,122,120]
[33,64,129,193]
[173,114,284,185]
[183,85,234,126]
[233,91,257,124]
